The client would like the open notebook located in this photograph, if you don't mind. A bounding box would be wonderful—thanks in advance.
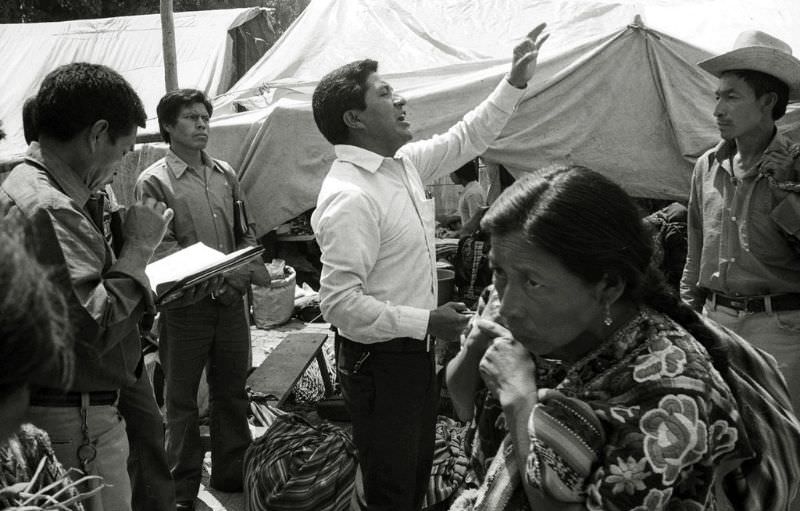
[145,242,264,306]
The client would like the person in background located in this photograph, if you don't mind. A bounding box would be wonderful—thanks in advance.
[443,158,487,237]
[0,62,172,511]
[447,165,800,510]
[643,201,688,295]
[485,163,516,206]
[23,93,178,511]
[136,88,267,511]
[310,24,549,510]
[680,30,800,413]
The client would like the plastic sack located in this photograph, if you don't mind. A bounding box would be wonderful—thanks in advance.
[252,266,296,328]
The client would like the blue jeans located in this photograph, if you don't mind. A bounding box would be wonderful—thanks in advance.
[118,368,175,511]
[160,296,251,502]
[27,401,131,511]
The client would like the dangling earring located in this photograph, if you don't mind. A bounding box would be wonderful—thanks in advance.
[603,302,613,327]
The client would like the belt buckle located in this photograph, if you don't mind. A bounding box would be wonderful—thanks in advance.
[729,299,745,311]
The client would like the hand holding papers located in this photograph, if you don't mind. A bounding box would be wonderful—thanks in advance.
[145,242,265,306]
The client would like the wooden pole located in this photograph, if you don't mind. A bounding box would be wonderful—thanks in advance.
[160,0,178,92]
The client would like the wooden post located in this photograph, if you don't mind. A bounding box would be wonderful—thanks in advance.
[160,0,178,92]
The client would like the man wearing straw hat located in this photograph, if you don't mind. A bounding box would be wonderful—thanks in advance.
[681,30,800,413]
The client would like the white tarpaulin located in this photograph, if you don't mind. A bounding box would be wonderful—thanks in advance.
[0,7,273,162]
[196,0,800,237]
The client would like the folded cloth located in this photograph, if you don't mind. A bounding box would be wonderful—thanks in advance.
[243,413,357,511]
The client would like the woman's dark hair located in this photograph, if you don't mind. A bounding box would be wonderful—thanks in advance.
[312,59,378,145]
[156,88,214,144]
[0,218,73,396]
[724,69,790,120]
[36,62,146,142]
[482,165,728,373]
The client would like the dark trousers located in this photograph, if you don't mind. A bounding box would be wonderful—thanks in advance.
[336,335,438,511]
[160,296,252,502]
[118,367,176,511]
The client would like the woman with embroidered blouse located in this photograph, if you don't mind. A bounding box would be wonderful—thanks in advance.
[446,165,800,510]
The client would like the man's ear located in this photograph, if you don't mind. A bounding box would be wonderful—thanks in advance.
[161,121,175,139]
[760,91,778,116]
[88,120,109,153]
[343,110,364,130]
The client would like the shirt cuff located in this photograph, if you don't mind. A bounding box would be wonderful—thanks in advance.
[396,305,431,341]
[492,78,527,114]
[108,259,156,312]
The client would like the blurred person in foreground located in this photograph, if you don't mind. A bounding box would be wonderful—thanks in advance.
[0,63,171,511]
[0,209,85,509]
[447,166,800,510]
[310,23,549,511]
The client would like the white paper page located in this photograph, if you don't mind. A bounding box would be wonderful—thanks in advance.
[145,242,225,293]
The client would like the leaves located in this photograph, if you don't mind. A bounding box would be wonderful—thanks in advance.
[0,0,310,31]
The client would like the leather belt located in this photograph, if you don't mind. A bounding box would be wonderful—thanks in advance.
[336,333,431,353]
[708,292,800,313]
[30,388,119,407]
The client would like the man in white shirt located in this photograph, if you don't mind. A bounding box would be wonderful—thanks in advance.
[310,23,549,510]
[443,158,488,237]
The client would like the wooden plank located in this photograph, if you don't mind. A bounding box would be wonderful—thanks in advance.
[246,332,329,408]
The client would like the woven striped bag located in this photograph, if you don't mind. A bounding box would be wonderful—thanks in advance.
[243,413,357,511]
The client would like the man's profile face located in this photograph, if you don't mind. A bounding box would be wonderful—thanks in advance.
[714,73,771,140]
[166,102,210,152]
[356,73,413,154]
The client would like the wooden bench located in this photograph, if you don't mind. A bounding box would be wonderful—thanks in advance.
[246,331,333,408]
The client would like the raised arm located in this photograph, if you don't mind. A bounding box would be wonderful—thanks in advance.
[403,24,549,184]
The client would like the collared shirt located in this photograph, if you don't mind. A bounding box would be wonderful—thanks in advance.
[311,79,524,344]
[135,150,256,260]
[0,142,152,391]
[458,180,486,226]
[681,131,800,309]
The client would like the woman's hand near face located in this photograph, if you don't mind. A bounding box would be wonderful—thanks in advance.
[445,317,512,421]
[464,318,512,355]
[479,335,538,410]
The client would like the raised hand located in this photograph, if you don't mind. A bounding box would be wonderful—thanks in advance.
[123,197,173,251]
[507,23,550,89]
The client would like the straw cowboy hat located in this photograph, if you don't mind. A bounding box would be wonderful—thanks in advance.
[698,30,800,100]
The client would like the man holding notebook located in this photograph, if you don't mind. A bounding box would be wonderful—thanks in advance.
[1,62,164,511]
[136,89,266,511]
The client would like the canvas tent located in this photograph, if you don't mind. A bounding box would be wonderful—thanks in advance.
[0,7,275,164]
[187,0,800,238]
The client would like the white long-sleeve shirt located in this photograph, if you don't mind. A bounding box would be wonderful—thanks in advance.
[311,78,524,344]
